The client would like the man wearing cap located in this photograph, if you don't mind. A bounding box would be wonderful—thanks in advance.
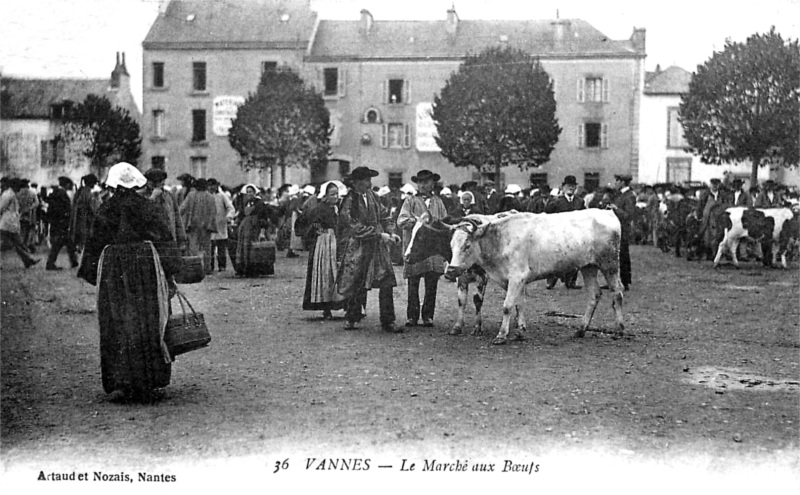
[484,180,500,214]
[608,174,636,290]
[207,178,236,272]
[334,167,401,333]
[731,179,751,207]
[755,180,783,208]
[544,175,586,289]
[179,178,218,274]
[45,176,79,270]
[397,170,448,328]
[145,168,187,254]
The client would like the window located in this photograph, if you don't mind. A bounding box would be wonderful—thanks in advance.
[529,173,548,189]
[578,123,608,149]
[364,108,380,124]
[381,123,411,148]
[324,68,338,96]
[192,62,207,91]
[191,156,207,178]
[51,104,66,120]
[153,110,165,138]
[40,139,65,167]
[388,172,403,190]
[151,156,165,169]
[584,172,600,193]
[153,62,165,88]
[192,109,206,142]
[385,79,409,104]
[262,61,277,74]
[577,77,608,103]
[667,107,689,149]
[667,158,691,184]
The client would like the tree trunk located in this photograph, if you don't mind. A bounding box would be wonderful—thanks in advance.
[750,153,761,189]
[280,162,287,186]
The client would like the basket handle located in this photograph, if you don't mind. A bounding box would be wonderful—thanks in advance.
[172,290,198,323]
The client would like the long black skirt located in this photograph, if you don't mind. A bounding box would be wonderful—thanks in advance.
[97,242,171,396]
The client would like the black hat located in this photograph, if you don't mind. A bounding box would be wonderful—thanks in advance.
[709,178,721,185]
[731,178,744,186]
[193,178,208,190]
[614,174,633,184]
[562,175,578,186]
[349,166,379,181]
[763,179,776,188]
[57,176,73,188]
[82,174,99,187]
[206,178,220,186]
[411,169,441,183]
[461,181,478,190]
[144,168,168,182]
[176,173,194,182]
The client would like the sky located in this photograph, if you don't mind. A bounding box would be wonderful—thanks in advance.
[2,0,799,112]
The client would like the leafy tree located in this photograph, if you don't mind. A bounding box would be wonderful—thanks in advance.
[680,28,800,185]
[228,66,331,185]
[432,46,561,183]
[60,94,141,171]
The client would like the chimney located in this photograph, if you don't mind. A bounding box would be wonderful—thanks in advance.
[158,0,171,15]
[360,9,373,36]
[631,27,646,53]
[551,19,572,43]
[110,51,130,90]
[446,7,459,36]
[655,64,661,73]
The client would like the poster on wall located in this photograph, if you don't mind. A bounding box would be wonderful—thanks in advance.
[415,102,440,152]
[213,96,246,136]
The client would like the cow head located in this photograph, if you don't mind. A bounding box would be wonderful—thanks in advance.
[445,218,488,280]
[404,212,455,265]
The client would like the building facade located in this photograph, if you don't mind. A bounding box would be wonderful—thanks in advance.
[142,0,646,191]
[0,53,140,186]
[638,65,784,188]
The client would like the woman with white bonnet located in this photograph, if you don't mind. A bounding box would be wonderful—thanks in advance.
[77,162,182,401]
[298,180,348,319]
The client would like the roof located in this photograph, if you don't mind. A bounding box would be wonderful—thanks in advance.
[143,0,318,50]
[308,18,642,61]
[1,78,110,119]
[644,66,692,95]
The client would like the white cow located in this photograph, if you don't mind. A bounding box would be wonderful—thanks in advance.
[713,207,795,268]
[445,210,625,344]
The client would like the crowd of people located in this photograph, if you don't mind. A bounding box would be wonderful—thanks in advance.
[3,163,797,401]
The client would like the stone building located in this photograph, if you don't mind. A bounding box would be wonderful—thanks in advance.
[142,0,646,191]
[0,53,140,186]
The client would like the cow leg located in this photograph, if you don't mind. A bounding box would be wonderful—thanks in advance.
[729,237,741,267]
[577,265,601,338]
[493,278,524,345]
[472,272,487,335]
[511,304,527,341]
[601,269,625,335]
[712,236,728,268]
[450,275,469,335]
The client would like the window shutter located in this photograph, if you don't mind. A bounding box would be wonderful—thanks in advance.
[602,78,609,103]
[382,80,388,104]
[381,124,388,148]
[40,140,50,166]
[404,80,410,105]
[577,124,584,148]
[577,78,585,102]
[601,123,609,149]
[403,123,411,148]
[337,68,346,97]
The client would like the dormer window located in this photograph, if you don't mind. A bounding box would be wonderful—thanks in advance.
[363,108,381,124]
[51,104,66,120]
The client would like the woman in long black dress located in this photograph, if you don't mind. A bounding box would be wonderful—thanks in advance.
[299,181,347,319]
[77,163,181,401]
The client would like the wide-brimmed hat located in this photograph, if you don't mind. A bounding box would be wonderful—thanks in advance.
[461,181,478,190]
[206,178,220,187]
[193,178,208,190]
[105,162,146,189]
[731,178,744,186]
[349,166,379,181]
[144,168,168,182]
[57,176,73,188]
[411,169,440,183]
[176,173,194,182]
[562,175,578,186]
[763,179,776,188]
[709,178,721,185]
[614,174,633,184]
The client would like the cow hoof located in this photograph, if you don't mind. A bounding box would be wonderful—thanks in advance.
[574,329,586,338]
[492,337,508,345]
[449,326,462,336]
[471,325,483,336]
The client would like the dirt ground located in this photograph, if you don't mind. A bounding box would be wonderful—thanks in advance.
[1,244,799,492]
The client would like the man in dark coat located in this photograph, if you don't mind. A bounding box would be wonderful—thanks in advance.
[179,178,217,273]
[334,167,401,333]
[608,174,636,290]
[69,174,101,252]
[694,178,728,260]
[45,176,79,270]
[545,175,586,289]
